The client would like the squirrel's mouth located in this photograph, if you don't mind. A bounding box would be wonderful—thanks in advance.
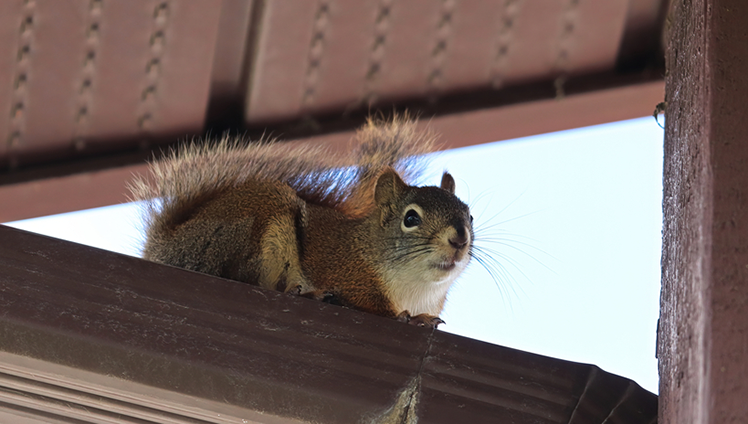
[435,260,456,271]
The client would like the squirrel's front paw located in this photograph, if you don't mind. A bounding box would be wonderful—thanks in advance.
[396,311,445,328]
[299,289,344,305]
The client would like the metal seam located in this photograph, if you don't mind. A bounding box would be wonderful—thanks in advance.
[491,0,522,89]
[138,0,171,139]
[427,0,455,101]
[363,0,393,107]
[7,0,36,170]
[73,0,104,152]
[301,1,330,110]
[554,0,580,98]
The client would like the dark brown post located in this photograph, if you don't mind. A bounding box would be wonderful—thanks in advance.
[660,0,748,422]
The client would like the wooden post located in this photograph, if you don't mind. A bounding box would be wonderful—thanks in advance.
[660,0,748,422]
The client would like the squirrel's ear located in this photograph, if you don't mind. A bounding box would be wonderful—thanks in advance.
[440,172,456,194]
[375,168,407,206]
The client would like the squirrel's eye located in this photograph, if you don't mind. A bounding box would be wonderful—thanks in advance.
[403,209,421,228]
[470,215,474,224]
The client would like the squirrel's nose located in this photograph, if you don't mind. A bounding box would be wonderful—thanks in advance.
[449,232,468,249]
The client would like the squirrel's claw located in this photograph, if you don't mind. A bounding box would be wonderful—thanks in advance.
[299,289,344,306]
[287,285,304,295]
[396,311,445,329]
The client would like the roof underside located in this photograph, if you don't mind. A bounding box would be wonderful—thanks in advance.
[0,0,666,221]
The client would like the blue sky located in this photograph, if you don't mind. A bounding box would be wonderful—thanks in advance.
[6,116,664,393]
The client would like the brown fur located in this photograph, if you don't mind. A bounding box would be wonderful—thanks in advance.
[130,116,472,326]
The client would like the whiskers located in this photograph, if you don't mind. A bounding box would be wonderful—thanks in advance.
[383,235,436,264]
[466,195,555,310]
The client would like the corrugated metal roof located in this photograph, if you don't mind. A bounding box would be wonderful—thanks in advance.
[0,0,667,220]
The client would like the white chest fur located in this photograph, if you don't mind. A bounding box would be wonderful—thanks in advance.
[382,258,468,316]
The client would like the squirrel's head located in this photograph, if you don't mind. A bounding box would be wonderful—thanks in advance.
[373,167,473,316]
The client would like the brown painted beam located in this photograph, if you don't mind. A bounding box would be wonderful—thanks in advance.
[0,225,657,423]
[659,0,748,423]
[0,79,663,223]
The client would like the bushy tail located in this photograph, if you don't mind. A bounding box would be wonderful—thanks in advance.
[129,115,438,237]
[339,115,438,216]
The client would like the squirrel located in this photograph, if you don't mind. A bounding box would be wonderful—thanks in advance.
[130,116,473,328]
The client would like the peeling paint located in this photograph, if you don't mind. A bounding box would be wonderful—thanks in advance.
[369,377,421,424]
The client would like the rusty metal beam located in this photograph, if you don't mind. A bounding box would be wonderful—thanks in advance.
[0,78,663,223]
[659,0,748,422]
